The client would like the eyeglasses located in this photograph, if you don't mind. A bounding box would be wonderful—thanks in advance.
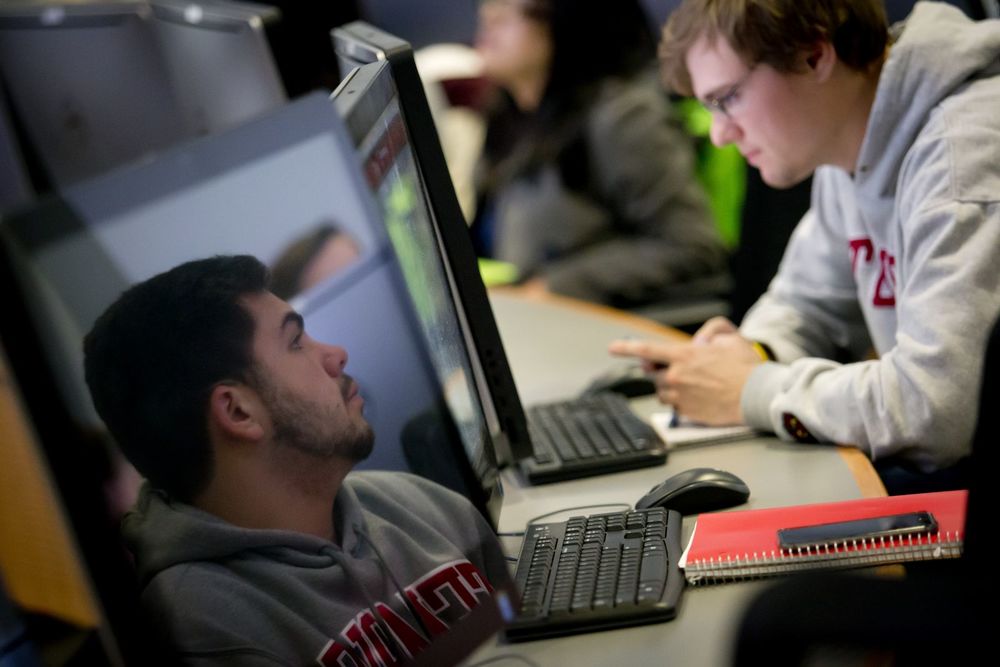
[702,66,756,119]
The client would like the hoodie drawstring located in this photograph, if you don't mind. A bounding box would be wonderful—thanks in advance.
[320,525,434,665]
[321,545,397,665]
[353,525,435,645]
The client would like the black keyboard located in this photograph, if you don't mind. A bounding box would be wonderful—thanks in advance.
[519,392,667,484]
[505,507,684,642]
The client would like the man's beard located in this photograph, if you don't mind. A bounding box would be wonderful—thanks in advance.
[254,370,374,463]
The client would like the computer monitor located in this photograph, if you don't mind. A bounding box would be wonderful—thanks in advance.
[331,21,534,465]
[148,0,287,136]
[331,59,511,526]
[0,1,187,188]
[0,88,501,527]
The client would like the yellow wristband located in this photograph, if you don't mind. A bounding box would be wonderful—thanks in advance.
[751,341,772,362]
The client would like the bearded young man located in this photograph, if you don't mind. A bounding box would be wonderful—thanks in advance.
[84,255,506,665]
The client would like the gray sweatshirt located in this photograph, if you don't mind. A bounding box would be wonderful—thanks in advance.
[740,2,1000,471]
[122,472,508,666]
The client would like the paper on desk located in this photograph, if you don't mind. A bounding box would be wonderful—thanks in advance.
[651,407,756,448]
[678,521,697,569]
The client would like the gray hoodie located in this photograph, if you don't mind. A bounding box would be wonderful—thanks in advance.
[123,471,509,666]
[740,2,1000,471]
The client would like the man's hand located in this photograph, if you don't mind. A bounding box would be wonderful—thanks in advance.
[691,316,739,345]
[608,330,764,425]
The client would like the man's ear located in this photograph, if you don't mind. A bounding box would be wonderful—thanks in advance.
[208,382,265,442]
[804,40,837,82]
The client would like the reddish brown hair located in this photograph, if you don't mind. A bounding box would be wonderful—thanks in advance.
[659,0,888,95]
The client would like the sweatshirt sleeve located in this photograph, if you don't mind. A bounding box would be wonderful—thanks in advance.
[739,177,874,364]
[544,81,727,305]
[740,181,1000,471]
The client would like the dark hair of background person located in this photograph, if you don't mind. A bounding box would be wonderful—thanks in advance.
[83,255,269,503]
[479,0,659,195]
[658,0,889,96]
[270,225,341,300]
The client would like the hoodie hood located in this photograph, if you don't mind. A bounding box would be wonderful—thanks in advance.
[856,2,1000,198]
[122,481,369,584]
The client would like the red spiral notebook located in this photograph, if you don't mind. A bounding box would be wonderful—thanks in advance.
[680,490,967,585]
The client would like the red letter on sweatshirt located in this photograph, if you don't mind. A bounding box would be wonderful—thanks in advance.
[873,249,896,306]
[849,238,874,273]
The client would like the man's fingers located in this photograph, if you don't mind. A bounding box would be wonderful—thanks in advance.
[640,359,667,374]
[656,386,680,406]
[692,316,738,344]
[608,338,678,363]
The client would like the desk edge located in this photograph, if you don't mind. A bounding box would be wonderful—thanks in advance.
[490,288,690,343]
[838,446,887,497]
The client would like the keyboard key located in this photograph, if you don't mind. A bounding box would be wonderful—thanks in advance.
[639,550,668,587]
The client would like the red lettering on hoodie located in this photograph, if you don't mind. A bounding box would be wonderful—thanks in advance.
[316,560,492,666]
[848,238,896,307]
[874,249,896,306]
[849,238,874,272]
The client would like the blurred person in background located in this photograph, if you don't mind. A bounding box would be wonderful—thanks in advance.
[472,0,726,308]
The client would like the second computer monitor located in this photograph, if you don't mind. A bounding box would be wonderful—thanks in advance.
[0,2,186,188]
[149,0,287,136]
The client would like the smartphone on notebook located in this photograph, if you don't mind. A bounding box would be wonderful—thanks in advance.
[777,511,938,550]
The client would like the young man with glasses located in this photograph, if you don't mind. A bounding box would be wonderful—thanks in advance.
[611,1,1000,490]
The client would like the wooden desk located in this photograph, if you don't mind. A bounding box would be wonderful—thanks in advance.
[472,290,884,666]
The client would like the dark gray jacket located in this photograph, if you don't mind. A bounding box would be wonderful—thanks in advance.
[477,74,727,307]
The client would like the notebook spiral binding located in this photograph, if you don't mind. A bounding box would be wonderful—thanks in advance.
[685,530,964,586]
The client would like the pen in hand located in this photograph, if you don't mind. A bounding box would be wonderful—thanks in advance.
[668,409,680,428]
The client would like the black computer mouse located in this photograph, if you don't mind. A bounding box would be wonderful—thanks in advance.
[581,365,657,398]
[635,467,750,515]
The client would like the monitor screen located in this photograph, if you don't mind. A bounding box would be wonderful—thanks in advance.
[0,88,500,526]
[331,21,535,465]
[332,60,503,520]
